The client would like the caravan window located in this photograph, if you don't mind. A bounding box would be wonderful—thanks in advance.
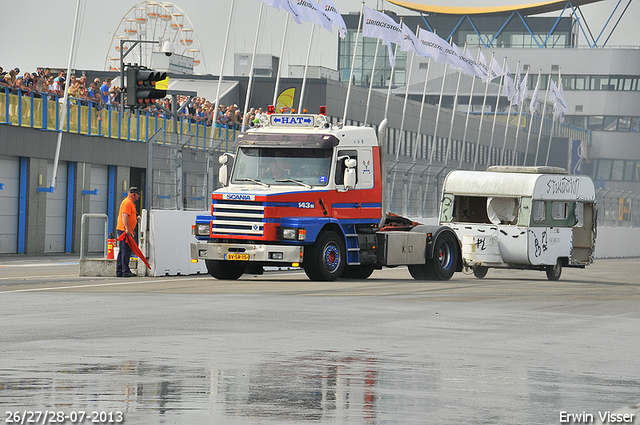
[552,201,569,220]
[532,201,546,223]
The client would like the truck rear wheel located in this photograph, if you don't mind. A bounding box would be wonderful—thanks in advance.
[425,232,459,280]
[545,259,562,281]
[304,231,346,281]
[205,259,246,280]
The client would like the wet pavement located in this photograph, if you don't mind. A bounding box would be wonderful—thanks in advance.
[1,257,640,424]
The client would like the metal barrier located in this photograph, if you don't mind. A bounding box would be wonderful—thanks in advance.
[80,214,108,260]
[0,87,237,148]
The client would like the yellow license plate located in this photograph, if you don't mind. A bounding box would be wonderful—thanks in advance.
[225,253,249,261]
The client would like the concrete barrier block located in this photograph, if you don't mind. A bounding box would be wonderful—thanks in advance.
[79,258,117,277]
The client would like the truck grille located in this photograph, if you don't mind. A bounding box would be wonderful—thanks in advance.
[211,199,265,236]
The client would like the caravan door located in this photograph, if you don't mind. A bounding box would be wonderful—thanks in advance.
[571,201,596,265]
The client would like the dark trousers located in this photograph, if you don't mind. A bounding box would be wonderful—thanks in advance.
[116,229,132,276]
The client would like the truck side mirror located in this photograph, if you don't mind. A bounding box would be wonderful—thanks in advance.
[344,158,357,190]
[218,154,229,187]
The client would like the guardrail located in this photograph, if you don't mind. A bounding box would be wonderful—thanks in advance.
[0,88,238,149]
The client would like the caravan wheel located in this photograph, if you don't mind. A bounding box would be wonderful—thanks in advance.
[545,259,562,281]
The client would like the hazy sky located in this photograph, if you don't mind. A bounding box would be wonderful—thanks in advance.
[2,0,638,76]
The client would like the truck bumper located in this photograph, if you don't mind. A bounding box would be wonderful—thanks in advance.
[190,242,304,264]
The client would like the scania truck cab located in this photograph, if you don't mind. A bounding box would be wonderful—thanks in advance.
[190,111,462,281]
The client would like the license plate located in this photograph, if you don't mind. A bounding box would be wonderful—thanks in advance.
[225,253,249,261]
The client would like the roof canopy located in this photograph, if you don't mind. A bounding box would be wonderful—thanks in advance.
[386,0,604,16]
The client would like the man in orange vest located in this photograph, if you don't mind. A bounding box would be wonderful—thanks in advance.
[116,186,140,277]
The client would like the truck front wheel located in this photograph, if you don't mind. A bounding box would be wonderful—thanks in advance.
[205,259,246,280]
[304,231,346,281]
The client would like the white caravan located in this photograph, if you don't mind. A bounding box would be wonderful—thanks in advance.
[439,166,597,280]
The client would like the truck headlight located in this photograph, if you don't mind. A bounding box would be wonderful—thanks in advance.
[282,228,297,240]
[279,227,306,241]
[195,224,210,236]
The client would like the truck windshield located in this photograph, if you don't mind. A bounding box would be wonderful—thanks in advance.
[231,147,332,187]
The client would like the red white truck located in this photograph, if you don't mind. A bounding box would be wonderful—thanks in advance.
[190,110,462,281]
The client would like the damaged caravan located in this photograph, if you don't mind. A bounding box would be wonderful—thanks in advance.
[440,166,597,281]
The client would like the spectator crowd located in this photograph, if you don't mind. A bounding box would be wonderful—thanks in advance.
[1,65,268,130]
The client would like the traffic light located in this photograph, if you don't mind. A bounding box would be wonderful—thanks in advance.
[126,66,167,108]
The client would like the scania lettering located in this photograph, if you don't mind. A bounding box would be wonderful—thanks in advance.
[190,109,462,281]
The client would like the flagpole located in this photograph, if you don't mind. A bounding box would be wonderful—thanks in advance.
[272,13,291,108]
[389,43,416,208]
[396,48,416,161]
[364,38,381,125]
[545,69,562,166]
[545,115,557,166]
[428,61,448,166]
[383,31,402,118]
[534,72,552,166]
[343,0,365,123]
[407,56,431,203]
[512,68,527,166]
[444,43,467,167]
[472,52,495,170]
[524,69,541,166]
[423,59,449,212]
[241,2,266,133]
[501,60,519,165]
[49,0,82,192]
[512,98,525,165]
[298,24,316,112]
[212,0,236,144]
[459,47,482,168]
[487,57,507,167]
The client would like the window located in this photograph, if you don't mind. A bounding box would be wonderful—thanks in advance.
[551,201,569,220]
[624,161,636,182]
[603,116,618,131]
[575,75,589,90]
[335,149,358,186]
[587,116,603,131]
[618,117,631,131]
[611,160,625,181]
[596,159,612,181]
[632,118,640,132]
[533,200,546,223]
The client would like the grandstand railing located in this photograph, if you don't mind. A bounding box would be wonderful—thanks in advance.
[0,88,237,150]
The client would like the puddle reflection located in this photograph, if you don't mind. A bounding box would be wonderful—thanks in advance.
[0,352,385,423]
[1,352,639,424]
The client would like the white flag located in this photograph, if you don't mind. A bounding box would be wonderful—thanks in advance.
[530,74,540,115]
[256,0,283,8]
[363,7,403,67]
[417,28,448,63]
[550,78,567,122]
[257,0,303,24]
[444,41,483,79]
[282,0,303,24]
[475,52,490,82]
[400,23,426,57]
[363,6,403,45]
[503,62,517,102]
[321,0,347,39]
[517,69,528,106]
[491,56,505,80]
[295,0,332,33]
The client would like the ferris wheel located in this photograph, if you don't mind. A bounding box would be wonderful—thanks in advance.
[105,1,206,73]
